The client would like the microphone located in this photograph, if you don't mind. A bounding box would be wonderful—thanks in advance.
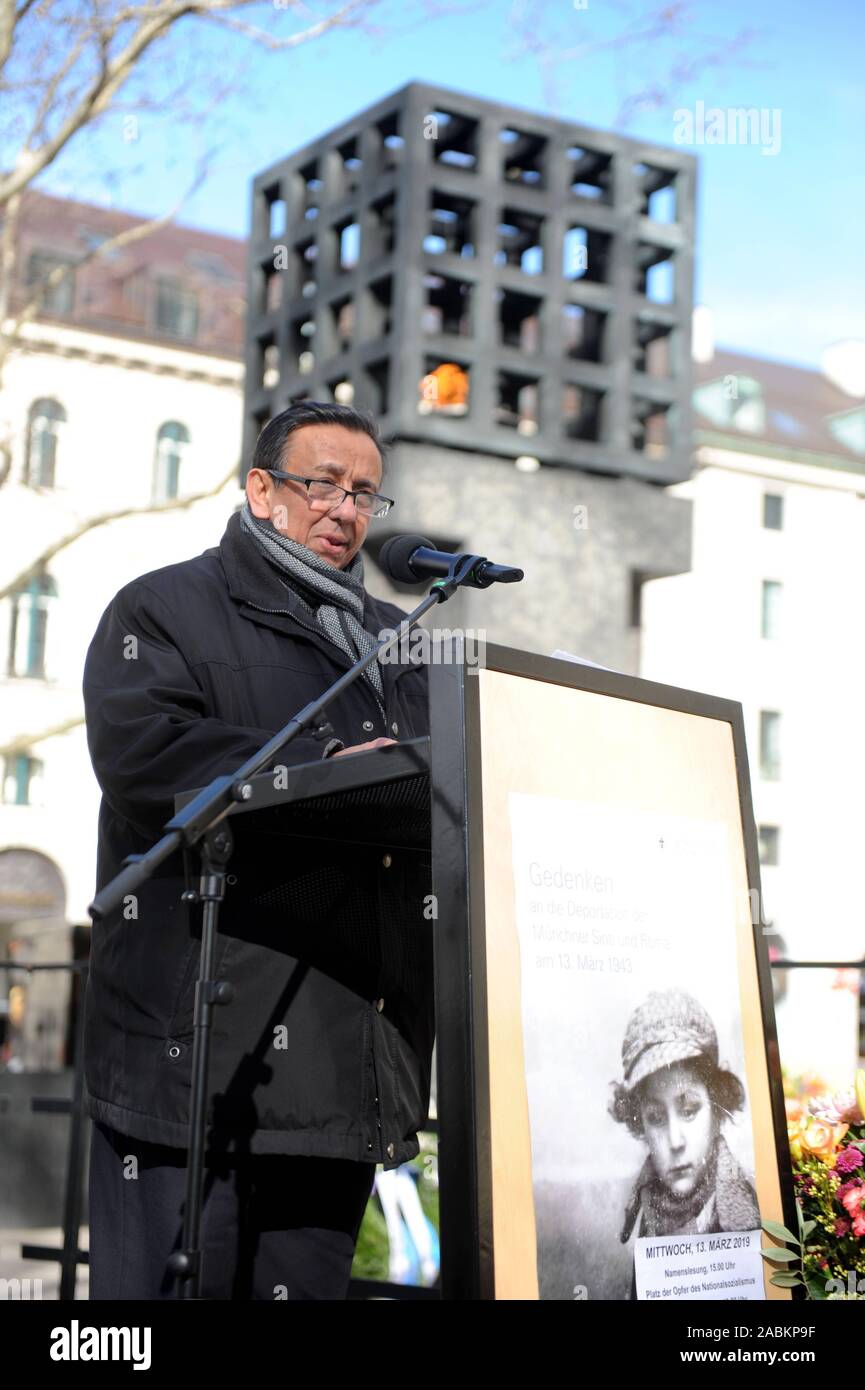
[378,535,524,589]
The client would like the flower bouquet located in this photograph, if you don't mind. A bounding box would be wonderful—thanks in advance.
[767,1070,865,1298]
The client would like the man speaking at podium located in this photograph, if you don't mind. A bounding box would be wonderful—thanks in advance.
[82,402,433,1300]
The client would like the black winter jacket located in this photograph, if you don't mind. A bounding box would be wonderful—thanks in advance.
[82,510,433,1167]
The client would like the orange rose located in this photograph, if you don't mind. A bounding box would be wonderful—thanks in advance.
[785,1098,805,1124]
[799,1118,848,1163]
[787,1110,807,1162]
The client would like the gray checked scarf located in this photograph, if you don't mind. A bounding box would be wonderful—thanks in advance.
[240,502,385,712]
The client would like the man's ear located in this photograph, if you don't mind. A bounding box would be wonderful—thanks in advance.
[246,468,272,519]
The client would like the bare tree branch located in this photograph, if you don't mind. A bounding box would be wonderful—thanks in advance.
[0,0,41,75]
[0,188,22,487]
[200,0,373,49]
[23,18,94,152]
[503,0,761,125]
[0,189,21,330]
[0,460,239,602]
[613,26,762,125]
[0,0,16,73]
[0,0,390,504]
[0,146,213,368]
[1,0,248,204]
[0,714,84,760]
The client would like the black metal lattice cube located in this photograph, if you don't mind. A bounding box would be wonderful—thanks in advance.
[244,82,696,484]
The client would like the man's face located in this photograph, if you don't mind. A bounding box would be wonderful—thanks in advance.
[246,424,383,569]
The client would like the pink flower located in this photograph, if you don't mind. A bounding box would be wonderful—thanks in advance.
[810,1087,865,1126]
[854,1213,865,1239]
[834,1146,865,1176]
[840,1184,865,1220]
[835,1217,852,1236]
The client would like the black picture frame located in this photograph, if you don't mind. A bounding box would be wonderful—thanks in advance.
[429,642,797,1301]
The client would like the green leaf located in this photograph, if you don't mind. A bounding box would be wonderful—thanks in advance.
[761,1247,800,1263]
[805,1275,830,1299]
[770,1272,804,1288]
[762,1219,800,1246]
[801,1220,817,1238]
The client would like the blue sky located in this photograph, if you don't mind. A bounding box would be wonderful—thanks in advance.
[39,0,865,369]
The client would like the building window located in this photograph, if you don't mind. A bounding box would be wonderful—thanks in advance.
[761,580,782,639]
[154,279,198,339]
[187,249,237,284]
[763,493,784,530]
[26,251,76,314]
[693,374,766,433]
[758,824,780,866]
[153,422,190,502]
[7,569,57,678]
[2,754,44,806]
[827,406,865,456]
[759,710,781,781]
[25,399,66,487]
[730,375,765,431]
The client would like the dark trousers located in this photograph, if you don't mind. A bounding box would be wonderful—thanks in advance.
[88,1121,376,1300]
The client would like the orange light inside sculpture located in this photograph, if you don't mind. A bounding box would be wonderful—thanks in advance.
[420,362,469,407]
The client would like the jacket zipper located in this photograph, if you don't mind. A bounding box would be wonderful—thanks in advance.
[242,596,332,642]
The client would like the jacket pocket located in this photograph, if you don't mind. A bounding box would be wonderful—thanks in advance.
[166,935,236,1039]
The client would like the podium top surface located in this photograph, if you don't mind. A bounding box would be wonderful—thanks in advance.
[176,737,431,852]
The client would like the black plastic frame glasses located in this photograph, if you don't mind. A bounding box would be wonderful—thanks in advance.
[264,469,394,519]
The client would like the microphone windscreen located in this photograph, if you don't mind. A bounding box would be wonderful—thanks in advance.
[378,534,434,584]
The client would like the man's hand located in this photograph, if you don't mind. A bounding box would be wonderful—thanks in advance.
[332,737,397,757]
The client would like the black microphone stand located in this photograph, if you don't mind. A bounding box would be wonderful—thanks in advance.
[88,551,498,1300]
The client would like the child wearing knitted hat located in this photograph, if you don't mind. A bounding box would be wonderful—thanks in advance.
[609,988,760,1245]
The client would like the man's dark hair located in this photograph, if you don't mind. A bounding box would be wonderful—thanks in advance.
[251,401,389,478]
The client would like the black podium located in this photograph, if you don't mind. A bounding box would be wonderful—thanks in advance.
[177,736,431,851]
[170,652,481,1302]
[174,734,443,1297]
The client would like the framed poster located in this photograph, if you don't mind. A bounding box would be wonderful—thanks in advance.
[429,644,795,1302]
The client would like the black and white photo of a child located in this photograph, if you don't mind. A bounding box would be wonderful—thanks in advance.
[610,989,760,1244]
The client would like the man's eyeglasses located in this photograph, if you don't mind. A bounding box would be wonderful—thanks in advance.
[264,469,394,519]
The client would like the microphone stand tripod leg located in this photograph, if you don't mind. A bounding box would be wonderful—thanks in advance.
[167,825,236,1300]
